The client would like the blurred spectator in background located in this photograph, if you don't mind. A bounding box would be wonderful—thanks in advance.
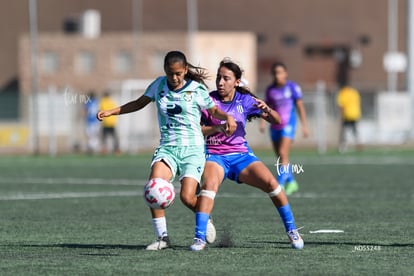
[84,92,100,154]
[259,62,309,195]
[336,85,362,153]
[99,91,120,154]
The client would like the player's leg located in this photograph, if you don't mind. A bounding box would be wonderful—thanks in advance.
[180,177,217,245]
[87,123,100,154]
[178,145,206,212]
[86,124,96,154]
[172,146,217,249]
[146,153,175,250]
[190,159,225,251]
[270,129,287,187]
[100,127,106,154]
[350,121,362,151]
[101,127,111,154]
[180,177,199,212]
[238,160,304,249]
[111,127,120,153]
[338,121,347,153]
[278,136,298,195]
[279,123,298,195]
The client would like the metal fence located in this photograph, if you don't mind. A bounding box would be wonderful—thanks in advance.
[0,81,412,155]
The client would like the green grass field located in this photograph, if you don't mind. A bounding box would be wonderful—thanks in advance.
[1,149,413,275]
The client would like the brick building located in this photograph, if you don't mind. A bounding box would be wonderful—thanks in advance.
[0,0,411,153]
[18,31,257,94]
[1,0,409,93]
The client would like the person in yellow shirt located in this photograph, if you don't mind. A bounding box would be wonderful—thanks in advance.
[99,92,120,154]
[336,85,362,153]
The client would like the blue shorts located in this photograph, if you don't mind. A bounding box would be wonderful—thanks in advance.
[206,151,260,183]
[270,124,296,141]
[270,110,297,141]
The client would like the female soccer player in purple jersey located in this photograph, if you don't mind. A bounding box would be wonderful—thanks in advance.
[259,62,309,195]
[190,58,304,251]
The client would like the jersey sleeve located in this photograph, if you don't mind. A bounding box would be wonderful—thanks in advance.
[197,84,215,110]
[143,77,164,101]
[245,94,263,119]
[201,109,210,125]
[290,81,303,100]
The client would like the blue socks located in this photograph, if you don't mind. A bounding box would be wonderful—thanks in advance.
[195,212,210,241]
[286,170,294,183]
[196,207,296,239]
[277,164,293,186]
[277,204,297,232]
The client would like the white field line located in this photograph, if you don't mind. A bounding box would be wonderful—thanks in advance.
[0,191,270,201]
[0,177,145,200]
[0,189,355,201]
[309,229,345,234]
[0,191,142,201]
[0,189,410,201]
[0,177,141,186]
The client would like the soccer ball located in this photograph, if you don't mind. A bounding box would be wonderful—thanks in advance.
[143,178,176,209]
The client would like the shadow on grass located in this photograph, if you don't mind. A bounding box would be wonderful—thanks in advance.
[60,243,148,250]
[17,243,197,251]
[19,243,147,250]
[252,240,414,248]
[12,241,414,252]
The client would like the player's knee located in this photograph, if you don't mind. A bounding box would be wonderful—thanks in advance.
[279,149,289,159]
[201,181,219,193]
[180,192,196,207]
[199,189,216,200]
[268,185,282,197]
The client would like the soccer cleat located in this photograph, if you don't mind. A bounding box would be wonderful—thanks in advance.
[287,229,304,249]
[145,236,171,250]
[284,180,299,195]
[189,238,206,251]
[206,218,216,244]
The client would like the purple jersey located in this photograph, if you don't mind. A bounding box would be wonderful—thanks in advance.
[202,90,262,154]
[265,80,302,130]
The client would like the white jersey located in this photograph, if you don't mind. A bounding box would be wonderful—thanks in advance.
[144,76,215,146]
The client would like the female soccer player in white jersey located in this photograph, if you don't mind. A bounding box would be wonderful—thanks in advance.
[190,58,304,251]
[97,51,236,250]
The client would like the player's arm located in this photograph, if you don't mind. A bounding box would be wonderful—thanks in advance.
[254,98,281,125]
[336,94,345,120]
[259,90,272,132]
[201,124,227,136]
[206,106,236,136]
[97,95,151,121]
[259,118,267,133]
[295,99,309,138]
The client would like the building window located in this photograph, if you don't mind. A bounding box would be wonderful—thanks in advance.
[0,90,19,120]
[114,50,133,74]
[75,50,96,74]
[281,34,298,48]
[41,51,59,74]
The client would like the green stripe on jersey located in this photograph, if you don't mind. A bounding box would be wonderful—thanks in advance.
[144,77,215,146]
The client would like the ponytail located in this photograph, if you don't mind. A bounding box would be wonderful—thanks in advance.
[164,50,209,87]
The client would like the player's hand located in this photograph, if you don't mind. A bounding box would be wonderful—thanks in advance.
[96,110,112,121]
[215,124,227,134]
[253,98,271,114]
[302,126,310,138]
[225,115,237,136]
[259,124,265,133]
